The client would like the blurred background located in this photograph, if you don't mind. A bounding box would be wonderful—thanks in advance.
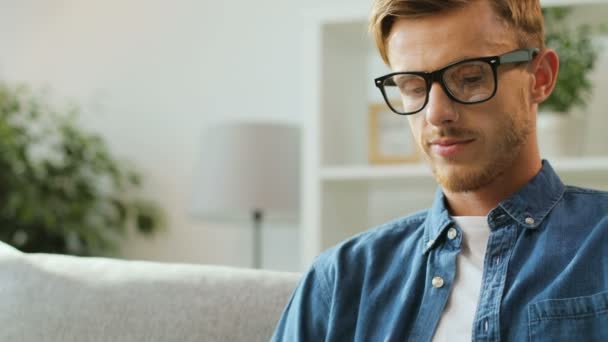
[0,0,339,271]
[0,0,606,273]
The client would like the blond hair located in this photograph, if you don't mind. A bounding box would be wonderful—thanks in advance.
[369,0,545,65]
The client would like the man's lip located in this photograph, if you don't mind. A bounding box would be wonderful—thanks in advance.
[429,138,476,158]
[429,138,476,146]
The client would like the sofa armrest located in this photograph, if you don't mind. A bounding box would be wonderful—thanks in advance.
[0,242,300,342]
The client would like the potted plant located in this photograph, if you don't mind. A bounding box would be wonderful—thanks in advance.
[538,6,603,157]
[0,82,165,256]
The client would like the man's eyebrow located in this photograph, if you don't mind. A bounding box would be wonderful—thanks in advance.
[445,55,475,65]
[402,55,475,73]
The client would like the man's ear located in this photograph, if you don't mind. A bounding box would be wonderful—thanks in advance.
[529,48,560,105]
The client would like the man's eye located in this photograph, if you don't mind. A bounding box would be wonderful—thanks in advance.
[462,75,483,84]
[399,83,426,96]
[405,87,426,95]
[397,79,425,93]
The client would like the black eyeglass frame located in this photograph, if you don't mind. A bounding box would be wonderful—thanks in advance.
[374,48,540,115]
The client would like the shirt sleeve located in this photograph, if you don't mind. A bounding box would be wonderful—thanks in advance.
[270,261,332,341]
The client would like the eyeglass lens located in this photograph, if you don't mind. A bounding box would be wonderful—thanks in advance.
[381,60,496,114]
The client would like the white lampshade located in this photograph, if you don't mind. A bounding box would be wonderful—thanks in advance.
[192,121,300,220]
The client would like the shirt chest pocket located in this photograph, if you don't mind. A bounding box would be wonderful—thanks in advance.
[528,290,608,341]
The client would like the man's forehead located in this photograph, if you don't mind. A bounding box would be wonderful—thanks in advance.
[386,6,516,71]
[387,36,514,72]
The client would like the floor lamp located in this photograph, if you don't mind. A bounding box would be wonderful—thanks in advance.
[192,122,300,269]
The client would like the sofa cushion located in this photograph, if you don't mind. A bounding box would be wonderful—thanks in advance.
[0,242,299,342]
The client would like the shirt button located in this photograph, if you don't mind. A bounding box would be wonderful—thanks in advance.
[447,228,458,240]
[426,239,434,248]
[525,217,535,225]
[432,276,444,288]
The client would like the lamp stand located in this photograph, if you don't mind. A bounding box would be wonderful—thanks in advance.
[252,209,263,269]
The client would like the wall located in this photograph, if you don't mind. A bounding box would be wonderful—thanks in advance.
[0,0,364,271]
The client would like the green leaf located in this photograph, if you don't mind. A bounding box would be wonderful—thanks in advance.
[0,81,165,256]
[540,6,603,114]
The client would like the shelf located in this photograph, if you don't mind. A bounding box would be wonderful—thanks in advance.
[550,156,608,171]
[321,163,432,181]
[321,156,608,183]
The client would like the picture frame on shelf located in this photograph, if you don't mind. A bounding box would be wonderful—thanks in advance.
[368,101,420,164]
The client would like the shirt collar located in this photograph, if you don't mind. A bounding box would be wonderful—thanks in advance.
[423,160,565,253]
[495,159,565,229]
[423,188,452,253]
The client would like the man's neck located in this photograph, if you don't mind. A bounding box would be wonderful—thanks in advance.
[443,154,542,217]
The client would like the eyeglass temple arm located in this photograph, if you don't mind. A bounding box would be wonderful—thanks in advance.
[499,48,540,64]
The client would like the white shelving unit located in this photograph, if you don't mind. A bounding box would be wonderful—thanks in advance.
[299,0,608,270]
[321,157,608,182]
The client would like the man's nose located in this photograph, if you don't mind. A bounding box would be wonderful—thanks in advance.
[424,83,459,126]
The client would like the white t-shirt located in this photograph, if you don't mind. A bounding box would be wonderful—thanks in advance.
[432,216,490,342]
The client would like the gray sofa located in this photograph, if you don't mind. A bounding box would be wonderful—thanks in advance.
[0,241,300,342]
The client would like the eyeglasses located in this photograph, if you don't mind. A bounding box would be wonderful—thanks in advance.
[374,48,539,115]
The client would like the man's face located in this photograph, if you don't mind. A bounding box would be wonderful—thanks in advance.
[386,1,535,193]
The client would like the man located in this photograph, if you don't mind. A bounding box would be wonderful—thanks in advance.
[272,0,608,340]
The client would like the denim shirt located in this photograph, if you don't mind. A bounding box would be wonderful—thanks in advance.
[272,161,608,341]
